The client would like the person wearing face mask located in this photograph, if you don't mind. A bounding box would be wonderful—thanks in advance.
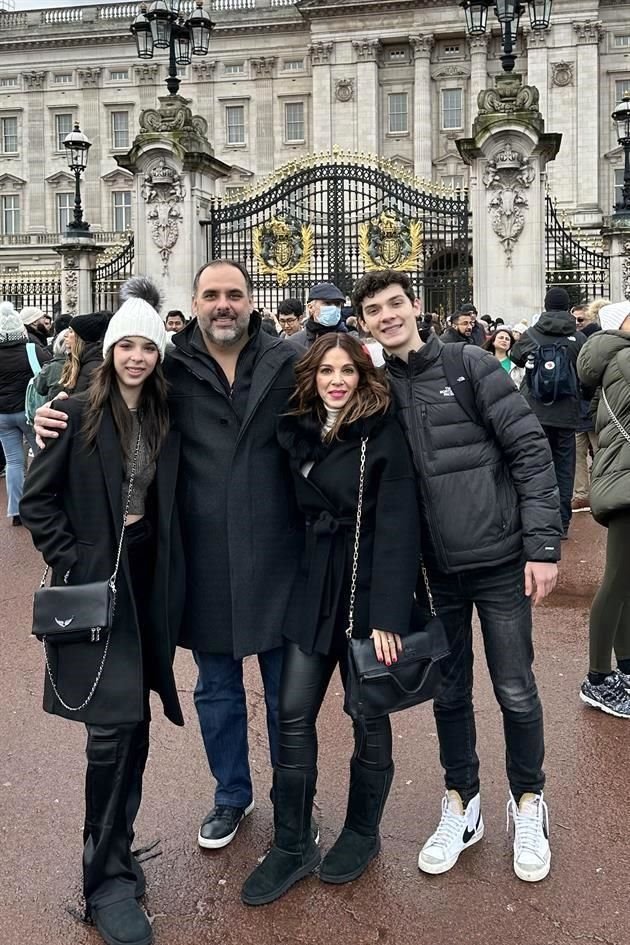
[286,283,348,352]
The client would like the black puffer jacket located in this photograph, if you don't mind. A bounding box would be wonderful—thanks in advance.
[286,318,348,352]
[386,334,562,572]
[0,339,51,413]
[510,310,585,429]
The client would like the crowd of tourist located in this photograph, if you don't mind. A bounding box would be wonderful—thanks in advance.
[1,265,629,945]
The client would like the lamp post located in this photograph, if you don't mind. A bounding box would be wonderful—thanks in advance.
[131,0,214,97]
[613,93,630,214]
[460,0,552,72]
[63,121,91,234]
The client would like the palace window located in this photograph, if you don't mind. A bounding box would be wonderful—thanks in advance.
[1,195,20,235]
[282,59,304,72]
[224,63,244,75]
[54,73,73,85]
[225,105,245,145]
[441,174,464,190]
[614,35,630,48]
[56,192,73,232]
[615,78,630,103]
[388,92,409,134]
[113,191,132,232]
[1,116,18,154]
[441,88,463,130]
[0,77,18,88]
[285,101,305,142]
[111,111,130,150]
[110,69,129,81]
[55,113,74,151]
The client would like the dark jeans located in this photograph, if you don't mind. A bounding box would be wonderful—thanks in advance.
[83,518,154,909]
[543,425,577,530]
[421,559,545,805]
[278,640,392,773]
[193,647,283,809]
[589,509,630,674]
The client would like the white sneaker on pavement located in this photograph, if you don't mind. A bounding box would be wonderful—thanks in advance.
[418,790,484,875]
[507,792,551,882]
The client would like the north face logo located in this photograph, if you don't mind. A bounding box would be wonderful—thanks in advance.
[439,386,455,398]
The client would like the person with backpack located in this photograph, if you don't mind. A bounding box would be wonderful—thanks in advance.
[511,287,586,538]
[353,269,562,884]
[25,329,71,425]
[0,302,51,525]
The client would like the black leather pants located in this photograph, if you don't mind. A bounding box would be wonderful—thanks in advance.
[278,640,392,773]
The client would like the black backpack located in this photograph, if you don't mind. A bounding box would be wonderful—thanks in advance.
[523,331,577,405]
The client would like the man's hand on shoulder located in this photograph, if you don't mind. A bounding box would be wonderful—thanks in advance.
[524,561,558,606]
[34,391,69,449]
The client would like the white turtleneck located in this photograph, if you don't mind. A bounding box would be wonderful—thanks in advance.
[301,407,342,478]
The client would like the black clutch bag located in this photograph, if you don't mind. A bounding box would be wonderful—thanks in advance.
[344,437,450,721]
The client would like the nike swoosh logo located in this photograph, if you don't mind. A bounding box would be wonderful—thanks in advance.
[462,826,477,843]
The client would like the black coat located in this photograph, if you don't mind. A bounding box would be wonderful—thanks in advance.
[166,321,303,658]
[510,311,586,429]
[277,412,420,655]
[286,318,349,352]
[386,334,562,573]
[20,398,185,727]
[0,339,51,413]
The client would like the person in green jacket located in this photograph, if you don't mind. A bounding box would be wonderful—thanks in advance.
[577,301,630,718]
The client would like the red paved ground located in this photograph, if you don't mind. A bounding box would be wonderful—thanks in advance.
[1,497,628,945]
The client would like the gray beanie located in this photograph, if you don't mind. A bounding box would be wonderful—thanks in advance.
[0,301,27,343]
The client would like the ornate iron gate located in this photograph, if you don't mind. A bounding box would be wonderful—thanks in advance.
[92,233,134,311]
[203,151,470,314]
[545,196,609,303]
[0,269,61,315]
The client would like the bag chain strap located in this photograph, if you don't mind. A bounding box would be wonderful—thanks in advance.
[602,389,630,446]
[39,422,144,714]
[345,437,368,640]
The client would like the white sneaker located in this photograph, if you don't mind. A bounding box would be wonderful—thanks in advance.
[507,792,551,882]
[418,790,484,874]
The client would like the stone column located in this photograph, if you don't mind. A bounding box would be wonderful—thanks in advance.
[134,64,161,110]
[309,42,333,153]
[77,68,102,230]
[352,39,380,155]
[22,71,47,234]
[601,216,630,301]
[525,30,549,121]
[192,61,216,142]
[251,57,276,176]
[409,34,433,180]
[115,95,231,312]
[457,74,561,316]
[468,35,488,136]
[54,236,100,316]
[573,20,604,215]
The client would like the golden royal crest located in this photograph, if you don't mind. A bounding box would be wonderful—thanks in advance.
[253,212,314,286]
[358,208,423,272]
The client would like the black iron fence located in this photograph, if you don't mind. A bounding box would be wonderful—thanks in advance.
[0,269,61,316]
[545,196,609,304]
[203,152,470,315]
[92,233,134,312]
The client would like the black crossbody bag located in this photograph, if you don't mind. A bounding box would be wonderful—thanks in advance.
[345,437,450,721]
[31,425,142,713]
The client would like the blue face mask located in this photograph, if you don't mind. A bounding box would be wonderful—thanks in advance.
[317,304,341,327]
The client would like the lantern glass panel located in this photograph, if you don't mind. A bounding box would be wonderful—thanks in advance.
[174,27,192,65]
[495,0,516,23]
[528,0,552,29]
[189,6,212,55]
[150,15,172,48]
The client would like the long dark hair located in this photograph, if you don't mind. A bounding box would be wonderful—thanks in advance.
[483,327,515,356]
[81,347,170,461]
[289,333,390,440]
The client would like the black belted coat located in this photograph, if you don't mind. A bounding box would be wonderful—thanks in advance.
[276,411,421,655]
[20,397,185,727]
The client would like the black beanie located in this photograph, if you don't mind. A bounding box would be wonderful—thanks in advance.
[70,311,112,344]
[544,287,570,312]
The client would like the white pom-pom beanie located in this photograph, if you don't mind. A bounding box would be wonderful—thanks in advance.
[102,297,167,362]
[599,301,630,333]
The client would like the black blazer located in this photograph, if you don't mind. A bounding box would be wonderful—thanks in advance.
[20,397,185,727]
[277,411,421,655]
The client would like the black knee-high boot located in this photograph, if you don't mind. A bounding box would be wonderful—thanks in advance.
[319,759,394,884]
[241,768,320,906]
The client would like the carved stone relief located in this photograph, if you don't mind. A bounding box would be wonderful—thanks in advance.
[572,20,604,44]
[624,239,630,301]
[478,78,540,115]
[353,39,380,61]
[251,57,276,78]
[309,42,334,66]
[64,270,78,314]
[77,67,101,88]
[551,62,574,87]
[335,79,354,103]
[22,71,47,91]
[140,160,185,277]
[134,65,159,85]
[482,144,536,265]
[192,61,216,82]
[409,34,434,59]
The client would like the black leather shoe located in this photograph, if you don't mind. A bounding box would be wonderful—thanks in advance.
[198,801,254,849]
[12,515,21,526]
[90,898,152,945]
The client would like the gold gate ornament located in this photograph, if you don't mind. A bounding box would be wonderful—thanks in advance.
[359,209,423,272]
[253,212,314,286]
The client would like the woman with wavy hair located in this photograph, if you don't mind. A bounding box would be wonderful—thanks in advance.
[21,279,184,945]
[242,333,420,905]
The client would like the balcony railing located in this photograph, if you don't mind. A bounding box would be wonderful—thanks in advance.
[0,231,124,246]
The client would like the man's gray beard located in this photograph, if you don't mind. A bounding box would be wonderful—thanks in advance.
[202,321,248,348]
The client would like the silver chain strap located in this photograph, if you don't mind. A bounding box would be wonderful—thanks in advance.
[40,422,144,712]
[420,562,437,618]
[345,437,368,640]
[602,389,630,446]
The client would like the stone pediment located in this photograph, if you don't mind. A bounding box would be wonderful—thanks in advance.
[45,171,75,187]
[226,164,255,182]
[101,168,134,186]
[603,146,623,161]
[389,154,413,171]
[0,173,27,190]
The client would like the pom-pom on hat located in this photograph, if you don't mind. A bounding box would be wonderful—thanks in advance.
[103,276,167,362]
[0,301,27,343]
[70,311,112,344]
[599,301,630,332]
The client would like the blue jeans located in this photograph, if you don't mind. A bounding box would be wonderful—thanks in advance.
[0,411,36,517]
[421,559,545,805]
[193,648,282,809]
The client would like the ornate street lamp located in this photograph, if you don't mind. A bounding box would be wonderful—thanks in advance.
[63,122,91,234]
[131,0,214,96]
[613,93,630,213]
[459,0,553,72]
